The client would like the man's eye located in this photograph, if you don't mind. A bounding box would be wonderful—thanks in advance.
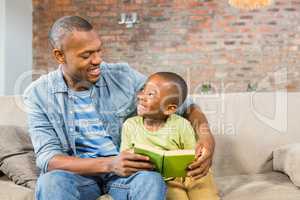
[81,53,90,59]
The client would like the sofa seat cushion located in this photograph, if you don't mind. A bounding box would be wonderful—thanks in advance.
[0,176,34,200]
[216,172,300,200]
[0,172,300,200]
[1,172,300,200]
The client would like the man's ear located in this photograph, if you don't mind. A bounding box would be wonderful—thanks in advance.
[163,104,178,115]
[53,48,65,64]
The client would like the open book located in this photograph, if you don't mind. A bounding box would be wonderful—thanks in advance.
[134,144,195,178]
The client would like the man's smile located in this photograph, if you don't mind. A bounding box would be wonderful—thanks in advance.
[87,67,100,77]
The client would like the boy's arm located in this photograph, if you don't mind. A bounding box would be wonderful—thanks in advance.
[183,104,215,180]
[120,120,135,151]
[179,119,197,150]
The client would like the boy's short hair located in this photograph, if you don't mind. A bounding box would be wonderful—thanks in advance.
[151,72,188,106]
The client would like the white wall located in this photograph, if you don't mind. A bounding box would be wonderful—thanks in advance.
[0,0,5,95]
[1,0,32,96]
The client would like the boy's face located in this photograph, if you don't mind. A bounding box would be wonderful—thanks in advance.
[137,75,177,119]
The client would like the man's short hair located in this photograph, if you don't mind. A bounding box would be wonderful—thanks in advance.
[48,16,93,49]
[152,72,188,106]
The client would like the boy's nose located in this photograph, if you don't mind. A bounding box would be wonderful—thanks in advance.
[137,92,145,101]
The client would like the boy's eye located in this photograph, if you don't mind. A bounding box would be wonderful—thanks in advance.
[148,92,155,97]
[140,88,146,94]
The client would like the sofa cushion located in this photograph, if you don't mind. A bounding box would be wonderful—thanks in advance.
[273,143,300,187]
[0,176,34,200]
[215,172,300,200]
[0,126,38,189]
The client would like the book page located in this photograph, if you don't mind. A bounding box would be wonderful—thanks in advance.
[164,149,195,156]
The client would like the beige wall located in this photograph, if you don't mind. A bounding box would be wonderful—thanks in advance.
[0,0,5,95]
[1,0,32,96]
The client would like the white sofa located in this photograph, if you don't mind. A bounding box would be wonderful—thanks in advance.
[0,92,300,200]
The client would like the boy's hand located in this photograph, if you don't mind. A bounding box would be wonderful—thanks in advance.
[187,141,213,180]
[124,148,134,154]
[109,151,154,177]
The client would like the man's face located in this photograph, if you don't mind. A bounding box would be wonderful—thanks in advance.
[59,30,103,89]
[137,76,174,119]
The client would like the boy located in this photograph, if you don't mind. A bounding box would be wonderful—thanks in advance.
[120,72,219,200]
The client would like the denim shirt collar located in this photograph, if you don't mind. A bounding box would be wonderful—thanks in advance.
[52,63,107,94]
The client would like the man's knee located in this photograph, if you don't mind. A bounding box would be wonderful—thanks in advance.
[130,171,167,199]
[134,171,165,188]
[36,170,102,200]
[36,170,76,192]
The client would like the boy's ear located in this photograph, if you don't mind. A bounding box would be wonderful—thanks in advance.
[163,104,178,115]
[53,48,65,64]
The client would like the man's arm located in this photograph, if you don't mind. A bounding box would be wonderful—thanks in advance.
[183,104,215,179]
[47,118,153,176]
[48,152,153,177]
[24,83,153,177]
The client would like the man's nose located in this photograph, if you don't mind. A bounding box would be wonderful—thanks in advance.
[91,52,102,65]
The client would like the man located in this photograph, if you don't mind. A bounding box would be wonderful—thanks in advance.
[24,16,215,200]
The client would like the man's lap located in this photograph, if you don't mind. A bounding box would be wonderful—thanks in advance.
[36,170,166,200]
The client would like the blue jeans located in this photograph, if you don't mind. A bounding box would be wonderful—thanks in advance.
[35,170,167,200]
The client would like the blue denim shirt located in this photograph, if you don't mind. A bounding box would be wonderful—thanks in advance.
[24,62,192,174]
[24,62,147,173]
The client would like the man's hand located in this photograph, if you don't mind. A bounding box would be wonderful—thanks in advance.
[110,151,154,177]
[187,140,213,179]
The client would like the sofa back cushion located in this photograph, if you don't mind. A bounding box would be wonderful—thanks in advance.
[0,125,38,189]
[0,96,38,188]
[0,96,27,127]
[194,92,300,177]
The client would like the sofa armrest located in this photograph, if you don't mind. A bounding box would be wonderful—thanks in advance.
[273,143,300,187]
